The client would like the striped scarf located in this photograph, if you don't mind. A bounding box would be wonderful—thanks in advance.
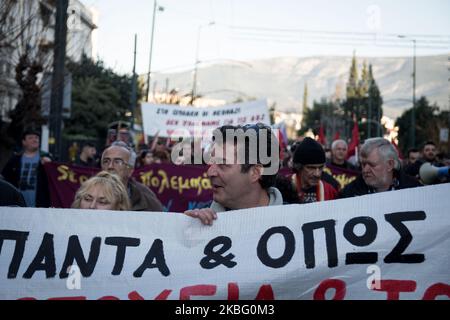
[292,173,324,203]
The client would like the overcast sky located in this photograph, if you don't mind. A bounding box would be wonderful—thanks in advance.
[81,0,450,75]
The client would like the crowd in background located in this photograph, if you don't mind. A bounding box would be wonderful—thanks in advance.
[1,123,449,212]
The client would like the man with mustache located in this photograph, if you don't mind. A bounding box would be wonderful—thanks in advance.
[291,137,338,203]
[340,138,421,198]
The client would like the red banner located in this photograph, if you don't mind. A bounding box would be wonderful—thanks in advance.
[44,162,213,212]
[43,162,359,212]
[324,164,359,190]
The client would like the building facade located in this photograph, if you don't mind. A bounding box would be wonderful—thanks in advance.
[0,0,97,122]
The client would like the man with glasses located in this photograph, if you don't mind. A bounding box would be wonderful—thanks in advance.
[340,138,421,198]
[184,123,283,225]
[101,141,163,211]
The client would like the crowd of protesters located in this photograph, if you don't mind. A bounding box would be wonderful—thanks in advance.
[1,123,449,216]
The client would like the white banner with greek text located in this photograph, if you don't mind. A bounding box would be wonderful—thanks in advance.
[0,184,449,300]
[141,100,270,137]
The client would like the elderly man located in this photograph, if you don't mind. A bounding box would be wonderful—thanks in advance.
[101,141,163,211]
[184,123,283,225]
[340,138,421,198]
[328,139,358,171]
[291,137,339,203]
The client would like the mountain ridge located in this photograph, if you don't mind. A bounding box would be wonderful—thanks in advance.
[152,54,450,120]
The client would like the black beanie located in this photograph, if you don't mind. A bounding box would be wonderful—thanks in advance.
[293,137,326,165]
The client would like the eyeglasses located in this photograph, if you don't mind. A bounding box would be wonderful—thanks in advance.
[101,158,129,167]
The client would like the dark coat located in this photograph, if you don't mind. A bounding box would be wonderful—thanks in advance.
[128,179,164,212]
[340,169,422,199]
[1,153,51,207]
[0,179,26,207]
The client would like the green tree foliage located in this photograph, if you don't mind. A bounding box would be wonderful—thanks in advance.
[300,98,342,141]
[356,64,384,140]
[302,83,308,113]
[342,54,383,141]
[64,56,143,140]
[343,54,365,137]
[300,55,384,144]
[395,96,442,153]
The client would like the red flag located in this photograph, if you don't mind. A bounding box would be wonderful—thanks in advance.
[347,119,360,159]
[333,131,341,141]
[318,124,326,146]
[278,129,286,160]
[391,138,403,160]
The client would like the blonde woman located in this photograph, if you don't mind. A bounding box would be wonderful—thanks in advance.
[72,171,131,211]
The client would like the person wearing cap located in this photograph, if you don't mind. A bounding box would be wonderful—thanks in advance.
[340,138,421,198]
[1,129,52,207]
[291,137,339,203]
[184,123,283,225]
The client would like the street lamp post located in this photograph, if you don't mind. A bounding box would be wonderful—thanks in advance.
[398,35,417,148]
[130,34,137,129]
[146,1,164,102]
[191,21,215,103]
[412,39,416,148]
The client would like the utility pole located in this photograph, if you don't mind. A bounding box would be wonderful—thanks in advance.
[49,0,69,160]
[130,34,137,130]
[191,21,215,104]
[398,35,417,148]
[411,39,417,148]
[145,1,164,101]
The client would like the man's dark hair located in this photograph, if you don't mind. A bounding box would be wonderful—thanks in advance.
[212,123,278,190]
[407,148,419,156]
[422,141,436,149]
[82,142,95,149]
[22,128,40,140]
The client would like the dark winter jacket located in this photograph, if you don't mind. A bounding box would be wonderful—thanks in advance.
[128,179,164,212]
[339,169,422,199]
[1,152,51,207]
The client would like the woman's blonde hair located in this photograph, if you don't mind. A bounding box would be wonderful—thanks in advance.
[71,171,131,211]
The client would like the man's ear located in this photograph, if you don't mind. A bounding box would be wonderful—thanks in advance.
[387,159,395,172]
[250,165,264,183]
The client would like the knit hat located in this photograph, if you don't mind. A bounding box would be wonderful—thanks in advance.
[293,137,326,165]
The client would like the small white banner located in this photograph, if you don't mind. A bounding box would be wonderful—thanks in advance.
[141,100,270,138]
[440,128,449,143]
[0,184,449,300]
